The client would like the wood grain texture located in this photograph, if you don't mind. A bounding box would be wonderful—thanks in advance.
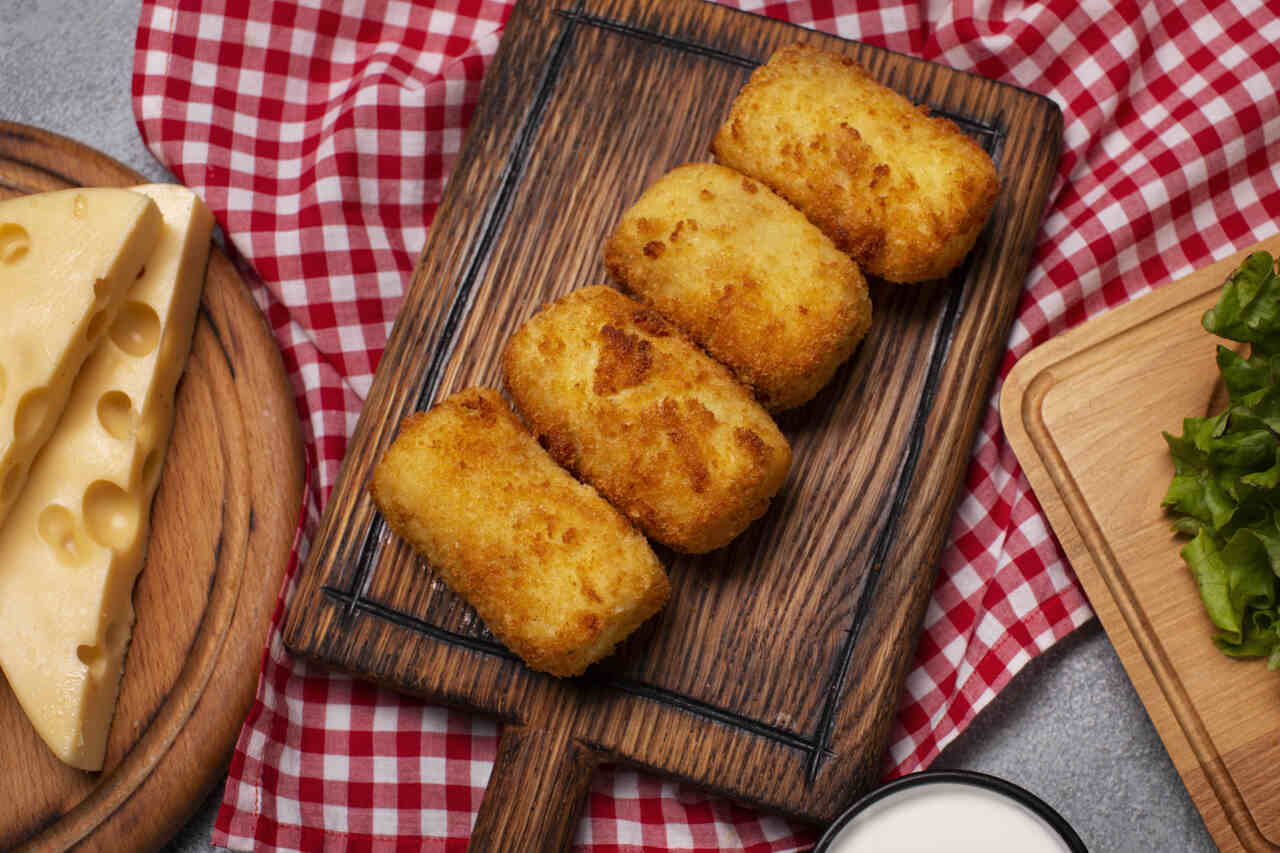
[282,0,1062,846]
[470,720,601,853]
[1002,233,1280,853]
[0,122,306,853]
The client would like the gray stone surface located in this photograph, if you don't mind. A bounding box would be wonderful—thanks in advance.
[1,0,172,186]
[934,621,1215,852]
[0,2,1226,851]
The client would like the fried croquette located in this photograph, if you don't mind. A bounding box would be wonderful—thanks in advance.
[503,286,792,553]
[604,163,872,410]
[711,43,1000,283]
[369,387,670,678]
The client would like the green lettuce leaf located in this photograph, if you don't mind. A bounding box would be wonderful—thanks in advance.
[1202,251,1280,351]
[1180,531,1242,641]
[1165,252,1280,668]
[1217,345,1269,400]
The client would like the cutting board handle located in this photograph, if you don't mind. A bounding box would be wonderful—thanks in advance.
[468,723,600,852]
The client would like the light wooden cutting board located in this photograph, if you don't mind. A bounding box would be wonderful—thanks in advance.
[1002,234,1280,853]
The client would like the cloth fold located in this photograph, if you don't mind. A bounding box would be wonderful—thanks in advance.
[131,0,1279,849]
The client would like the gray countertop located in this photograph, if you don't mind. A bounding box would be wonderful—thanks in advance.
[2,1,1218,851]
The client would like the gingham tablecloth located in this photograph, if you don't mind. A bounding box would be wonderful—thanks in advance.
[131,0,1280,849]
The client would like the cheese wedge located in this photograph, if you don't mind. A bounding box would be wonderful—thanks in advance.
[0,184,212,770]
[0,187,161,529]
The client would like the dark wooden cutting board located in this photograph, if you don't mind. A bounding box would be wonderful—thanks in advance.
[0,123,306,853]
[282,0,1062,848]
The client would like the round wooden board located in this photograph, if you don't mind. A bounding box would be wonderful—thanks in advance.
[0,123,306,852]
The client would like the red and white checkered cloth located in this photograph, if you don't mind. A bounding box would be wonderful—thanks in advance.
[131,0,1280,849]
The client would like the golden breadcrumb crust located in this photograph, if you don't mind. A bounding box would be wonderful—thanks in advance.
[369,387,670,677]
[604,162,872,410]
[503,286,792,554]
[711,43,1000,283]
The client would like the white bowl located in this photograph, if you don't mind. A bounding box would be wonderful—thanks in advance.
[814,770,1088,853]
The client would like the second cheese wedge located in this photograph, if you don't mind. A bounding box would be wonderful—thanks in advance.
[0,184,212,770]
[0,187,162,528]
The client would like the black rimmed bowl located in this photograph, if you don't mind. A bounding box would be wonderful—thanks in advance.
[813,770,1089,852]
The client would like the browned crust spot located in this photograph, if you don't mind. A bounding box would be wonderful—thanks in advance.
[593,323,653,396]
[733,426,771,467]
[649,397,714,495]
[631,307,672,337]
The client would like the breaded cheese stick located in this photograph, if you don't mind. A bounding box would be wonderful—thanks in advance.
[503,286,791,553]
[711,43,1000,283]
[369,387,669,678]
[604,163,872,410]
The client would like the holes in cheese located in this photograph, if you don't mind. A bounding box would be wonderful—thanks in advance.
[76,619,127,683]
[110,301,161,357]
[97,391,135,441]
[14,388,49,445]
[76,644,107,681]
[0,223,29,264]
[0,189,160,532]
[75,620,127,685]
[0,184,207,771]
[37,504,86,566]
[82,480,140,551]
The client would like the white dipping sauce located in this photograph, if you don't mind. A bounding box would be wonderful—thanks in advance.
[826,782,1074,853]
